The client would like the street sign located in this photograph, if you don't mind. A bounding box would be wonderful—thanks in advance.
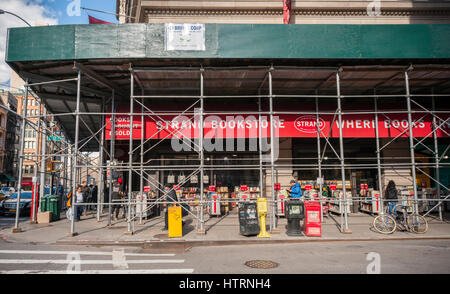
[47,136,62,142]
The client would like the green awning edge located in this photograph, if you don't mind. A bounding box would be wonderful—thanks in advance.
[6,24,450,62]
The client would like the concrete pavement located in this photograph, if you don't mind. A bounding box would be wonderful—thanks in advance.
[0,209,449,247]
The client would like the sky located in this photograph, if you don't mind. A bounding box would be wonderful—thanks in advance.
[0,0,118,90]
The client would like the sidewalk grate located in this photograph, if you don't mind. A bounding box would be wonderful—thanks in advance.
[245,260,279,269]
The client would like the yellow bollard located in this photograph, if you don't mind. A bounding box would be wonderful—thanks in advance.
[257,198,271,238]
[168,205,182,238]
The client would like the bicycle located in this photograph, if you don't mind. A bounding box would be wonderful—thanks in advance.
[372,203,428,234]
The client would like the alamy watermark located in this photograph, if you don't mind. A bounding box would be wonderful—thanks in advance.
[366,252,381,274]
[169,109,280,162]
[367,0,381,16]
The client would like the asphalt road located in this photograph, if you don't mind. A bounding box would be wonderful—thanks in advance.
[182,239,450,274]
[0,215,28,230]
[0,238,449,274]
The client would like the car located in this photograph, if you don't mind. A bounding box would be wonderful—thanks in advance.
[0,192,33,216]
[0,187,15,198]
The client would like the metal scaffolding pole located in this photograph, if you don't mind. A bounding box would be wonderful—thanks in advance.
[336,71,350,233]
[258,97,264,204]
[405,71,420,214]
[108,90,115,226]
[431,91,443,220]
[374,93,385,214]
[97,100,105,221]
[198,69,205,234]
[39,106,47,207]
[11,80,29,233]
[127,72,134,234]
[69,71,81,236]
[269,69,276,231]
[31,99,41,224]
[139,94,144,224]
[315,91,324,222]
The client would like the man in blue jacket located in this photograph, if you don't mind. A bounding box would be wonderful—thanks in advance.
[289,180,303,198]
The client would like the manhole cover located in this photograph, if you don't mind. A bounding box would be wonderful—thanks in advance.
[245,260,279,269]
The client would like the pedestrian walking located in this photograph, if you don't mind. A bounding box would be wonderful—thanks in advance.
[91,184,98,211]
[74,185,85,222]
[111,179,121,221]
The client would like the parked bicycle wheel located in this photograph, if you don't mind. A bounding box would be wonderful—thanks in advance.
[407,214,428,234]
[373,215,397,234]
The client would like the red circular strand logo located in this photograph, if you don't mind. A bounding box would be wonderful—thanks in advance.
[294,116,325,133]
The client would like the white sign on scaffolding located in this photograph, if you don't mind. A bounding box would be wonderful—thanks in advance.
[165,23,205,51]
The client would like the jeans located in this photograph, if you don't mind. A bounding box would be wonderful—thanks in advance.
[388,201,397,215]
[75,205,83,221]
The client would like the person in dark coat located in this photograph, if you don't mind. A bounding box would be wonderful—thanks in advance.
[111,180,122,221]
[384,180,398,214]
[162,184,178,231]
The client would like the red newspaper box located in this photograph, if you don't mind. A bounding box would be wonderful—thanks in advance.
[303,201,322,237]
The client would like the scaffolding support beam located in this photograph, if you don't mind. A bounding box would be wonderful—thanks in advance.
[315,90,324,222]
[405,71,420,214]
[127,72,134,234]
[374,92,385,215]
[198,69,205,234]
[97,100,105,221]
[336,71,350,233]
[431,91,443,220]
[11,79,29,233]
[269,68,276,231]
[69,70,81,237]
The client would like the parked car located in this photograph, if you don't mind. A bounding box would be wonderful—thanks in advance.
[0,187,15,198]
[0,192,33,216]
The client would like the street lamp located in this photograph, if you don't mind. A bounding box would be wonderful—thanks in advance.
[0,9,32,27]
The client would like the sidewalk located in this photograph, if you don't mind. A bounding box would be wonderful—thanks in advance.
[1,210,450,248]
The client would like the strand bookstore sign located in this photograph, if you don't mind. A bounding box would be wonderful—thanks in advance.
[105,113,450,140]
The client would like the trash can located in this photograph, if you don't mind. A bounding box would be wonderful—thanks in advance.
[46,195,60,221]
[40,195,48,213]
[238,201,260,236]
[285,198,304,236]
[303,201,322,237]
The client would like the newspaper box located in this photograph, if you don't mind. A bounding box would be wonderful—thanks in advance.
[277,190,288,216]
[238,201,259,236]
[303,201,322,237]
[136,193,148,219]
[208,192,221,216]
[285,198,304,236]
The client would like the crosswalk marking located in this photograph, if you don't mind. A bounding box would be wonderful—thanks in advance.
[0,249,194,274]
[0,250,175,257]
[0,269,195,274]
[0,259,186,264]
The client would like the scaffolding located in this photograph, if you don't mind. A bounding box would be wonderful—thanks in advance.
[8,63,450,237]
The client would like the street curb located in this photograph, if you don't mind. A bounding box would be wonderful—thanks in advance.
[53,236,450,249]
